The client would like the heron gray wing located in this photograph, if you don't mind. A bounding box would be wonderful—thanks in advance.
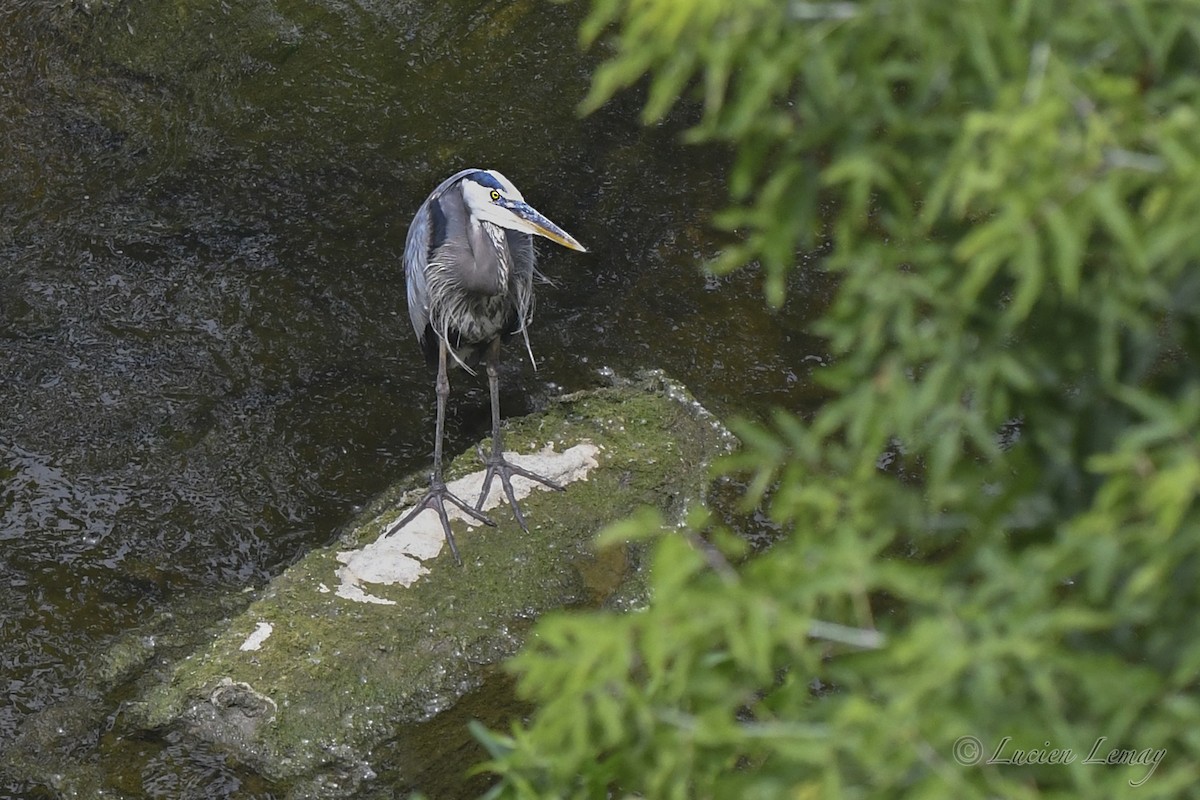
[404,168,486,342]
[403,199,432,342]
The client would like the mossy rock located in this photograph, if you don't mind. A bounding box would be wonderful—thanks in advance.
[125,371,733,794]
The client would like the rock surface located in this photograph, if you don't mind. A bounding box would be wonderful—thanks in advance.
[125,371,734,796]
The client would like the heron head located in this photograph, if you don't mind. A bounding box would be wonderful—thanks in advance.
[460,170,587,253]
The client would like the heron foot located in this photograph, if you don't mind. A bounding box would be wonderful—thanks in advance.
[385,478,495,565]
[474,446,564,533]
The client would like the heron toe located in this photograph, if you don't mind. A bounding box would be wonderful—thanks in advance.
[386,478,495,565]
[474,450,565,533]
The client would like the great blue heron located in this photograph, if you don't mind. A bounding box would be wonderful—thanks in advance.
[388,168,586,563]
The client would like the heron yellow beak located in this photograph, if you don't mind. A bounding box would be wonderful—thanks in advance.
[509,201,588,253]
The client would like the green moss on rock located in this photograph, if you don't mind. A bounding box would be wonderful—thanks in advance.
[127,372,732,790]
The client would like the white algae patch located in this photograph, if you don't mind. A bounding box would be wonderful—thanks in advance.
[335,442,600,603]
[239,621,273,651]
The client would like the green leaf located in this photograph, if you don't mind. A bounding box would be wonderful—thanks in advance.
[596,506,667,548]
[1091,181,1147,273]
[1042,202,1082,297]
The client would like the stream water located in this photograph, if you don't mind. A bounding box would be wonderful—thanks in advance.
[0,1,825,796]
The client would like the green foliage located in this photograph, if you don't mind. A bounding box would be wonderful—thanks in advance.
[482,0,1200,797]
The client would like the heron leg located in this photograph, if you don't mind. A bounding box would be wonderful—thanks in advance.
[474,339,564,532]
[386,338,494,565]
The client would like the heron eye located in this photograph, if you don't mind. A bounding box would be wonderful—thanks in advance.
[489,189,500,201]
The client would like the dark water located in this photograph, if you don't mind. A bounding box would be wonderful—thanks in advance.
[0,1,825,796]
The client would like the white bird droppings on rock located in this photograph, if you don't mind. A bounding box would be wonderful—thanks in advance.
[239,621,273,651]
[334,442,600,603]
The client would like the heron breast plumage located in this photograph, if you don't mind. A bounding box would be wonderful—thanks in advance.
[421,208,535,370]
